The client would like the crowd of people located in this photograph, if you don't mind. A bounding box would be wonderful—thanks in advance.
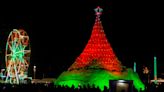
[0,82,164,92]
[0,83,104,92]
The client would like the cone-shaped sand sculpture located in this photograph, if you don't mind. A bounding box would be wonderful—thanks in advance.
[54,6,145,91]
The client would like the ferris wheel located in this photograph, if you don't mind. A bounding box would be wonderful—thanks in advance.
[5,29,31,84]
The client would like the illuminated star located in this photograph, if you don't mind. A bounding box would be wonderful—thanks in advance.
[94,6,103,16]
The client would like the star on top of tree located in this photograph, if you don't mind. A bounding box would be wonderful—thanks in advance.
[94,6,103,16]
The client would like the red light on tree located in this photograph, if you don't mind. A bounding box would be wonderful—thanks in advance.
[68,6,122,72]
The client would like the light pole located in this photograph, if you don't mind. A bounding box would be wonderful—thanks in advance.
[154,56,157,84]
[33,65,36,79]
[134,62,136,72]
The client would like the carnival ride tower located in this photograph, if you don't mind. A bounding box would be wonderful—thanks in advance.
[5,29,31,84]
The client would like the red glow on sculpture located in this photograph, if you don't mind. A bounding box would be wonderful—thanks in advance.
[68,7,122,73]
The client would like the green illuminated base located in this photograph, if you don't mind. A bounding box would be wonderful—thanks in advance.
[54,68,145,91]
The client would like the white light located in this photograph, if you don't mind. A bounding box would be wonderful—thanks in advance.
[118,80,125,83]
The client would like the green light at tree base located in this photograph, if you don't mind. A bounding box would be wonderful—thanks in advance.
[54,68,145,91]
[154,56,157,84]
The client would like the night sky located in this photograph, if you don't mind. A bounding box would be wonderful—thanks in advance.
[0,0,164,79]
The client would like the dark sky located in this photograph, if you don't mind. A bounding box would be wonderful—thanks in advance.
[0,0,164,78]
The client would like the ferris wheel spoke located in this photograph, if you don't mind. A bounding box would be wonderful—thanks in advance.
[24,50,31,54]
[17,62,22,73]
[15,39,21,49]
[15,50,24,54]
[8,40,18,52]
[24,59,29,65]
[6,54,12,57]
[22,36,29,38]
[8,42,13,51]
